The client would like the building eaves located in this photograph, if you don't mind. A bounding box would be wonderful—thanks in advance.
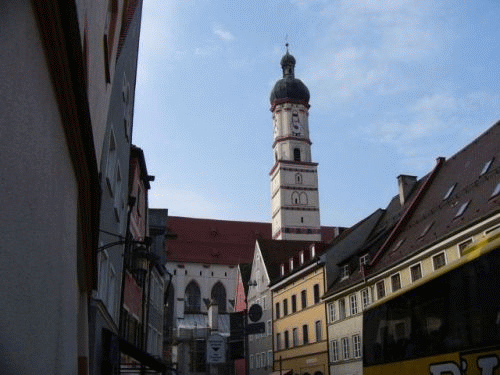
[258,239,328,284]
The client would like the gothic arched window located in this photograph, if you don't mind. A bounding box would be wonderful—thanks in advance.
[291,192,300,205]
[211,282,226,312]
[184,281,201,313]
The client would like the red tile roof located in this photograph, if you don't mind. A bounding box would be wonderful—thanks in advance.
[164,216,341,266]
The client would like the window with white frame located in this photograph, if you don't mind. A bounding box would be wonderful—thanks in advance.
[350,294,358,315]
[376,280,386,299]
[262,352,266,367]
[250,355,254,369]
[267,351,272,368]
[328,302,336,322]
[410,263,422,282]
[391,273,401,292]
[276,333,281,350]
[359,254,369,267]
[341,337,350,360]
[330,340,339,362]
[256,353,260,368]
[267,320,272,336]
[339,298,346,320]
[341,265,350,280]
[432,252,446,270]
[361,288,370,308]
[353,334,361,358]
[458,238,473,256]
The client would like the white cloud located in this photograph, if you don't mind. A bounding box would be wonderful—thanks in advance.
[305,0,441,104]
[362,90,500,169]
[213,24,235,42]
[366,93,458,148]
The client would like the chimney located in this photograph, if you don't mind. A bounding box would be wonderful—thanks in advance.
[208,301,218,331]
[397,175,417,206]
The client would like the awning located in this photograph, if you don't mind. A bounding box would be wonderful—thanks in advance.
[177,314,230,335]
[270,369,293,375]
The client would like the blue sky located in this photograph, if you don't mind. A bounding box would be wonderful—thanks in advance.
[133,0,500,228]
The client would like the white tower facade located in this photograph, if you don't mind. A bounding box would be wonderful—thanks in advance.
[269,48,321,241]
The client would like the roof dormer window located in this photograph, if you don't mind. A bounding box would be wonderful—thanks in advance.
[419,221,434,239]
[310,244,316,258]
[280,264,285,277]
[443,183,456,200]
[359,254,369,268]
[341,265,349,280]
[480,158,494,176]
[491,183,500,199]
[455,200,470,218]
[300,251,305,265]
[391,238,406,254]
[289,258,294,271]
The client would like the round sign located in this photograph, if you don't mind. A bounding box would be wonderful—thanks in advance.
[248,304,263,322]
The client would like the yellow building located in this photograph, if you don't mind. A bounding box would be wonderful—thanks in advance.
[269,242,329,375]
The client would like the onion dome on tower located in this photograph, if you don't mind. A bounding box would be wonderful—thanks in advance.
[270,44,310,107]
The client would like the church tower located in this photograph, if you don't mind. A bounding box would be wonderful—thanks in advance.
[269,46,321,241]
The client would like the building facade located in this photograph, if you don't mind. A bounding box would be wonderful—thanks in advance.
[270,244,329,375]
[163,217,272,375]
[0,1,116,373]
[324,121,500,375]
[90,1,146,373]
[247,242,274,375]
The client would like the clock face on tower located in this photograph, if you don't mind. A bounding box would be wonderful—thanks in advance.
[291,111,303,136]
